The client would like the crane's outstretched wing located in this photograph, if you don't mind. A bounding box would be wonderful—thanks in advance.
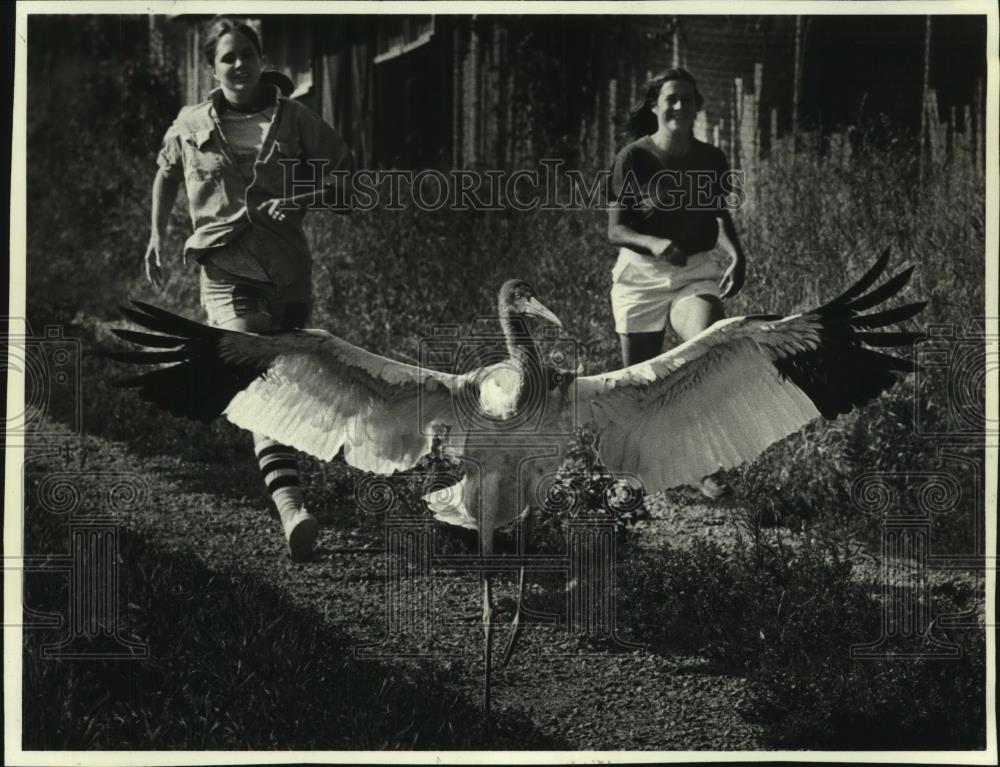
[107,302,467,474]
[574,249,925,492]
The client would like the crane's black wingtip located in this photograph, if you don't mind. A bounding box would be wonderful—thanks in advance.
[127,300,164,320]
[111,327,188,349]
[823,246,895,309]
[121,305,157,327]
[896,264,916,284]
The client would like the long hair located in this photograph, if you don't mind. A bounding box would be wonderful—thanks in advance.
[622,68,704,143]
[202,18,263,65]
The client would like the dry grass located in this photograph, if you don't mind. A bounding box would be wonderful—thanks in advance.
[23,36,987,749]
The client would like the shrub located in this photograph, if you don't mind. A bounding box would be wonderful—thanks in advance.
[619,531,985,748]
[747,620,986,749]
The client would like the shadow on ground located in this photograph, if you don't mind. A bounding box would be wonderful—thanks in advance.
[22,472,566,749]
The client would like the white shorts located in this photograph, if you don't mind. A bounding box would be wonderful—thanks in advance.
[610,247,728,334]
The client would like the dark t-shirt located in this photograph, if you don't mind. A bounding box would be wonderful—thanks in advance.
[610,135,730,255]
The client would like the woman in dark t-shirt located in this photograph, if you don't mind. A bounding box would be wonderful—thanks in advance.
[607,68,748,498]
[608,69,746,362]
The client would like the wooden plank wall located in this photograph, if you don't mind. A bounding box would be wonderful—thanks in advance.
[161,15,984,183]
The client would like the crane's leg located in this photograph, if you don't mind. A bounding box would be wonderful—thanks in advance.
[482,571,494,719]
[501,505,532,667]
[500,565,526,667]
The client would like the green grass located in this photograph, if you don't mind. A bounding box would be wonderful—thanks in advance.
[617,533,986,749]
[22,448,562,750]
[24,44,988,750]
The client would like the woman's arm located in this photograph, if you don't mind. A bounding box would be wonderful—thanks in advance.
[716,208,746,298]
[607,204,687,266]
[258,108,355,221]
[257,171,354,220]
[608,144,687,266]
[144,168,181,289]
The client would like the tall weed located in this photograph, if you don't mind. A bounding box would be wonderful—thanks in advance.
[27,45,985,555]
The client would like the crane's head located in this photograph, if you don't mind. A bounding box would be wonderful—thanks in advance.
[498,280,563,329]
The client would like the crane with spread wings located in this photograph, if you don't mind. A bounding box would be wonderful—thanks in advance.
[108,248,924,715]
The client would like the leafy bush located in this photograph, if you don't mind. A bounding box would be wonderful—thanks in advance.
[747,618,986,749]
[534,426,646,553]
[721,142,985,551]
[619,531,985,748]
[27,17,190,321]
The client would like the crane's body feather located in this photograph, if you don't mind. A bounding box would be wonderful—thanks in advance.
[109,259,923,544]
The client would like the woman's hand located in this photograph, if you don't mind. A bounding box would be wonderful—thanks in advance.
[146,170,182,290]
[144,234,164,290]
[650,238,688,267]
[716,210,746,299]
[719,256,746,299]
[257,198,289,222]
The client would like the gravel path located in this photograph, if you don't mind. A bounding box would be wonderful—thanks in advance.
[27,391,983,750]
[25,419,767,750]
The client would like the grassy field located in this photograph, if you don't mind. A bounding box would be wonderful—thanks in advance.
[20,35,988,750]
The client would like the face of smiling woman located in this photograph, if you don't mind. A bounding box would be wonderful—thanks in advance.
[652,79,698,135]
[212,31,263,104]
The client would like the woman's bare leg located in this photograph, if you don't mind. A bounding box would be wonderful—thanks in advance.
[619,330,666,367]
[668,294,724,342]
[218,311,318,559]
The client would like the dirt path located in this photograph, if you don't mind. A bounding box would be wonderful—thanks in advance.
[24,416,767,750]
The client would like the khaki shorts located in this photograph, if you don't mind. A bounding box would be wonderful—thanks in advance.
[196,234,311,330]
[610,247,727,334]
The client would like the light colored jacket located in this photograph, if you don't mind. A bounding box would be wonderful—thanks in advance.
[157,85,353,284]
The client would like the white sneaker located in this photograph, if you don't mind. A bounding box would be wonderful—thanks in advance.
[281,506,319,561]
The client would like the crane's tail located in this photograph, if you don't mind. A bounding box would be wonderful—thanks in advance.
[103,301,266,423]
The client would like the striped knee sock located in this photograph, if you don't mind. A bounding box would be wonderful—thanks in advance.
[254,436,303,518]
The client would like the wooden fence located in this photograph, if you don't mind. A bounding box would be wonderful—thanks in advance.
[582,65,985,173]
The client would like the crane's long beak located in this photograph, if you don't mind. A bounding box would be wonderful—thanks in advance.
[524,298,564,330]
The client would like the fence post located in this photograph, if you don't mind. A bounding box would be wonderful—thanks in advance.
[489,25,504,167]
[607,79,618,169]
[734,76,744,163]
[452,24,464,168]
[793,15,803,151]
[730,87,739,165]
[672,16,680,68]
[977,78,985,179]
[770,107,778,158]
[752,62,763,166]
[463,26,478,166]
[919,15,932,180]
[594,84,603,169]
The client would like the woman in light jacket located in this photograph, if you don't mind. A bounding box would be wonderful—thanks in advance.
[144,19,353,558]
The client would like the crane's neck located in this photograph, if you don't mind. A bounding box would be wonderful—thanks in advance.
[501,315,541,364]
